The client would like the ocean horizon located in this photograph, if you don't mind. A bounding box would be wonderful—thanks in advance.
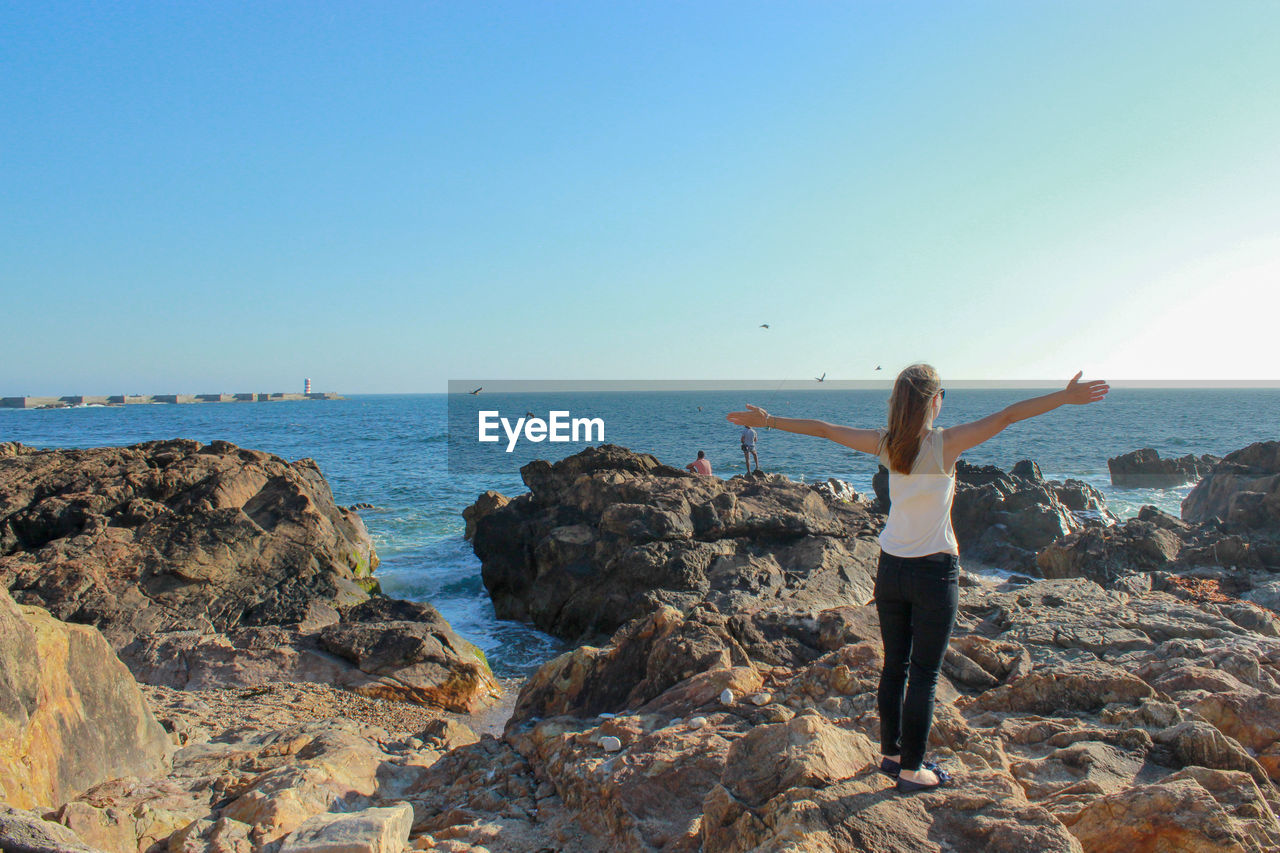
[5,387,1278,678]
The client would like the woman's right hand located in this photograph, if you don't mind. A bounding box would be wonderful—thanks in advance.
[726,403,769,428]
[1063,371,1110,405]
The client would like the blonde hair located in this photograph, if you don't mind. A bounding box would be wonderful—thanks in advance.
[881,363,941,474]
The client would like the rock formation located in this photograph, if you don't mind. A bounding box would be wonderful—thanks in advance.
[399,573,1280,851]
[0,439,378,644]
[469,446,1126,643]
[951,459,1117,569]
[1109,448,1220,489]
[470,445,882,645]
[0,586,171,811]
[1039,442,1280,594]
[0,441,500,712]
[1183,441,1280,528]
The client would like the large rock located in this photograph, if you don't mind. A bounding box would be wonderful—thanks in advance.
[1109,448,1220,489]
[0,587,170,810]
[950,459,1118,570]
[1183,441,1280,529]
[1037,506,1187,585]
[0,439,378,646]
[0,441,499,711]
[470,445,881,644]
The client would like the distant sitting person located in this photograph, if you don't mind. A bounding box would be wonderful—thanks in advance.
[728,365,1108,793]
[685,450,712,476]
[740,424,759,472]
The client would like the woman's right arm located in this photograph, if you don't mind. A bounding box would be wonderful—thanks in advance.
[943,372,1109,462]
[727,404,882,454]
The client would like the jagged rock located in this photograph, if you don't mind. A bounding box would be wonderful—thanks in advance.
[0,442,498,711]
[810,478,864,504]
[1011,459,1043,481]
[1037,513,1184,585]
[390,569,1280,852]
[0,440,379,647]
[0,587,170,810]
[1061,768,1280,852]
[951,460,1117,571]
[1109,448,1220,489]
[1183,441,1280,529]
[1155,720,1271,786]
[61,719,430,851]
[872,464,890,509]
[472,445,880,643]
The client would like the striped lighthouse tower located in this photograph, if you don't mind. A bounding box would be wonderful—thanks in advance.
[304,378,312,395]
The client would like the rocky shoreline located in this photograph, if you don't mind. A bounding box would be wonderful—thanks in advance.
[2,438,1280,852]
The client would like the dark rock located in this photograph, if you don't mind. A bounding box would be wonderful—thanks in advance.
[872,465,890,510]
[950,460,1118,570]
[473,445,880,643]
[1183,441,1280,529]
[1011,459,1043,481]
[1109,448,1220,489]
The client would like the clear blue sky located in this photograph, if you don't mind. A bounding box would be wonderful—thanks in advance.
[3,1,1278,394]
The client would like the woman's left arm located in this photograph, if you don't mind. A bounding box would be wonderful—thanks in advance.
[727,404,881,454]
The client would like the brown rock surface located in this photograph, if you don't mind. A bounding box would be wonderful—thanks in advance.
[0,439,378,646]
[0,441,500,712]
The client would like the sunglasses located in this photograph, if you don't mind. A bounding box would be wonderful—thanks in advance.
[938,388,946,400]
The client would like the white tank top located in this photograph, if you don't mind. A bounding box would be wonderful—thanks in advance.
[876,428,959,558]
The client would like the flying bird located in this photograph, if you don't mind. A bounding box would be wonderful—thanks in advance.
[815,373,826,382]
[469,387,483,395]
[875,366,882,371]
[759,324,770,329]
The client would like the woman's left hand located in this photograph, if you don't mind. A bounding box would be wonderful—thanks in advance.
[727,403,769,428]
[1063,371,1110,405]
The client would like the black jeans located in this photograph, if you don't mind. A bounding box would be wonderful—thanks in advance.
[875,549,959,771]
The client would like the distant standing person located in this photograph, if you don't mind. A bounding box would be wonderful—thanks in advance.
[685,450,712,476]
[728,365,1108,793]
[740,425,759,472]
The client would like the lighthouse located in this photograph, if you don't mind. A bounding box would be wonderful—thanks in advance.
[304,378,312,394]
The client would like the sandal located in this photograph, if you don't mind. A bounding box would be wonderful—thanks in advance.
[896,763,950,793]
[878,757,900,778]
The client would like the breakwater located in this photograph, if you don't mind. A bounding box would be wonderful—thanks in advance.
[1,392,343,408]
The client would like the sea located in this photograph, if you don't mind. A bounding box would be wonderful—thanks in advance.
[4,388,1278,679]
